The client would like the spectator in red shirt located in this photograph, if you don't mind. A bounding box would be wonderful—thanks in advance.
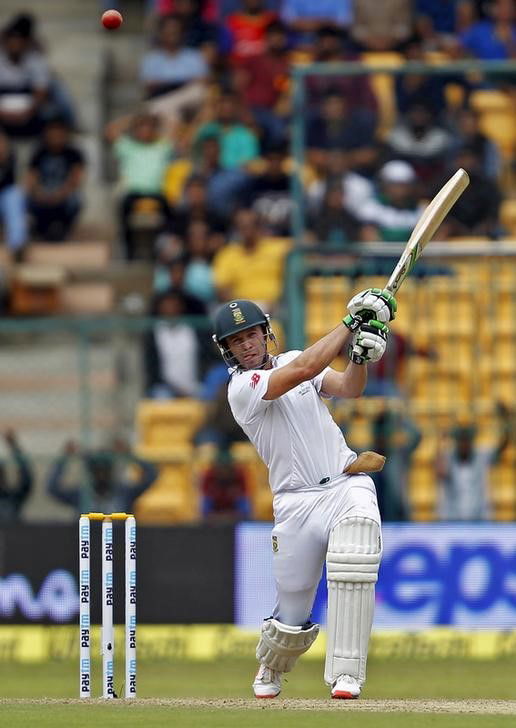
[225,0,278,63]
[232,20,290,145]
[200,447,251,522]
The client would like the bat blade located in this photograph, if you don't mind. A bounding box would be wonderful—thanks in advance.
[384,168,470,295]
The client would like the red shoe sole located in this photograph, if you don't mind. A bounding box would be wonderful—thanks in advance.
[332,691,359,700]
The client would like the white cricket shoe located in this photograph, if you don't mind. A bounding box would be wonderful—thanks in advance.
[331,674,361,699]
[253,664,282,698]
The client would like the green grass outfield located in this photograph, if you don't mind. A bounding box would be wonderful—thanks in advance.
[1,657,515,727]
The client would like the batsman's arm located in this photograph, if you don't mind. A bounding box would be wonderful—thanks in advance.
[320,362,367,399]
[264,323,354,400]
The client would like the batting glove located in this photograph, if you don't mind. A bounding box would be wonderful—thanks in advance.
[349,320,389,365]
[344,288,397,331]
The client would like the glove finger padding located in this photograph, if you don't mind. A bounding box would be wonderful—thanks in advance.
[349,320,389,365]
[346,288,397,328]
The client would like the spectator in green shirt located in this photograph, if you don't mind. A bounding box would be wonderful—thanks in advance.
[194,91,259,170]
[106,111,174,259]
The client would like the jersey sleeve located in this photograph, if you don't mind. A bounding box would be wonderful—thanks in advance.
[311,366,333,397]
[228,369,274,425]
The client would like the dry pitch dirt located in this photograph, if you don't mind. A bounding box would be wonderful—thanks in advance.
[2,698,516,714]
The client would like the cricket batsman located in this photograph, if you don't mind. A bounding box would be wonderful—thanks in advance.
[212,288,396,699]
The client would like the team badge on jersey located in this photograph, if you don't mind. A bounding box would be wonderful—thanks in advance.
[250,373,261,388]
[272,535,279,553]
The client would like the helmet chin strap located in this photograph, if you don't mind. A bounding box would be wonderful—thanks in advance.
[225,330,278,371]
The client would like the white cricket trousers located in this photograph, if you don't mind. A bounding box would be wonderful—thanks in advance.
[271,473,381,626]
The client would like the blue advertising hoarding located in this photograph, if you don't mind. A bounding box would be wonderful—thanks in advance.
[235,522,516,629]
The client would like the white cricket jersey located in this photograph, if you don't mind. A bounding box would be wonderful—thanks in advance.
[227,350,356,494]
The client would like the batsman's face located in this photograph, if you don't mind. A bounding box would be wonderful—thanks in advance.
[226,326,267,370]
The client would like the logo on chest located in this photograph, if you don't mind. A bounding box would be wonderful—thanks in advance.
[250,373,261,389]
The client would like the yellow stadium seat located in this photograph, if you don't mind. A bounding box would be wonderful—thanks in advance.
[444,82,467,110]
[478,370,516,402]
[424,50,450,65]
[306,276,351,301]
[345,417,371,451]
[305,277,353,337]
[134,461,198,524]
[412,433,438,465]
[491,284,516,318]
[353,275,389,292]
[229,442,273,519]
[470,90,516,159]
[490,463,516,521]
[361,52,403,137]
[500,199,516,236]
[251,488,274,521]
[137,399,206,452]
[419,278,476,336]
[411,372,471,406]
[409,464,438,520]
[479,337,515,376]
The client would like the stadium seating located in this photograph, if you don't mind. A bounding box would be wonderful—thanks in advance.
[360,52,403,138]
[470,90,515,161]
[231,442,273,520]
[136,399,206,457]
[134,452,199,524]
[304,265,516,520]
[135,400,206,523]
[134,399,275,522]
[500,200,516,235]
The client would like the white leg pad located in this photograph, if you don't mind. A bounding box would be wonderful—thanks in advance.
[324,517,382,685]
[256,618,319,673]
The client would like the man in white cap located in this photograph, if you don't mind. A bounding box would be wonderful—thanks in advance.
[359,160,423,242]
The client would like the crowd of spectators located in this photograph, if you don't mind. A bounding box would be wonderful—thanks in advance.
[110,0,512,294]
[111,0,512,419]
[0,2,512,296]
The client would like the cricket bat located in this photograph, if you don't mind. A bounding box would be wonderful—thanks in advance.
[384,168,470,296]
